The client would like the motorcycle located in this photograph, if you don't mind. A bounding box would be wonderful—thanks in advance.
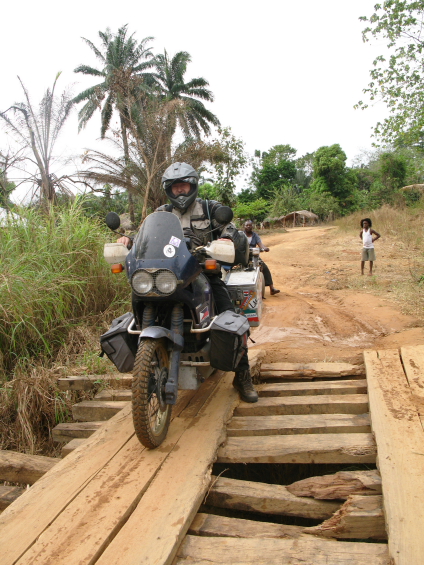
[101,207,250,449]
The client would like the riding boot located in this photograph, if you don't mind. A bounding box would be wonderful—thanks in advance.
[233,370,259,403]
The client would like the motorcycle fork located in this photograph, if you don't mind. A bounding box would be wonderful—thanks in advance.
[165,303,184,405]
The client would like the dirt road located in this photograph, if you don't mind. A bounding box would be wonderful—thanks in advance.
[250,226,424,364]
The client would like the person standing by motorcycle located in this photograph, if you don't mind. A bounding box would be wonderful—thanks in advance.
[118,162,258,403]
[244,220,280,296]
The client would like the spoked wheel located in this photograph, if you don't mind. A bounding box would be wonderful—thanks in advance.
[132,338,172,448]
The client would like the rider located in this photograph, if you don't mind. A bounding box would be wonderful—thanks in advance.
[118,162,258,403]
[244,220,280,296]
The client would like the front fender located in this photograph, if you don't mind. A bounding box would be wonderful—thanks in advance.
[139,326,184,351]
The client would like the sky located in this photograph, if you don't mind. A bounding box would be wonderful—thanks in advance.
[0,0,389,198]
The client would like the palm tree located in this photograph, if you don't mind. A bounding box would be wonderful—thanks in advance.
[152,50,220,140]
[73,25,154,220]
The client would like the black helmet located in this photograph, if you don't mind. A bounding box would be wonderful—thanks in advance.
[162,162,199,210]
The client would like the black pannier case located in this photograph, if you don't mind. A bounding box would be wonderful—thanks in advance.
[210,311,250,371]
[100,312,138,373]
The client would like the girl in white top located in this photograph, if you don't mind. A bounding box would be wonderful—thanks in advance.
[359,218,381,275]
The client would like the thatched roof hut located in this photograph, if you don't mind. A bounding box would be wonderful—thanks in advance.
[279,210,319,227]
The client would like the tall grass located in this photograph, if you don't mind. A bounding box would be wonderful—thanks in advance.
[0,200,128,377]
[334,204,424,250]
[0,200,130,453]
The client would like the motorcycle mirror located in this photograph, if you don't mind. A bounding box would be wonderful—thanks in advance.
[105,212,121,231]
[214,206,233,225]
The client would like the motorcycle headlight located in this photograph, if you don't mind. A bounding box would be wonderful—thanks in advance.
[155,270,177,295]
[132,270,153,295]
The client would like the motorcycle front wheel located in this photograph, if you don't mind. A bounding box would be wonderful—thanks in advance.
[132,338,172,448]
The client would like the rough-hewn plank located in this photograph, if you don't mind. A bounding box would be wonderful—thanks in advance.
[287,470,381,499]
[365,348,424,565]
[94,389,132,401]
[260,362,365,378]
[7,386,206,565]
[260,380,367,397]
[72,400,129,421]
[227,413,371,436]
[95,372,241,565]
[0,404,136,565]
[173,535,390,565]
[218,433,377,464]
[0,485,26,511]
[234,394,369,417]
[52,421,103,443]
[304,495,387,540]
[0,450,58,485]
[189,513,314,539]
[401,344,424,430]
[205,476,341,520]
[61,438,86,457]
[57,374,133,391]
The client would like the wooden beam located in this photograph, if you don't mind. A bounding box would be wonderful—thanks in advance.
[189,513,313,539]
[61,438,86,457]
[0,485,25,511]
[0,450,58,485]
[259,380,367,397]
[364,348,424,565]
[173,535,390,565]
[95,372,240,565]
[2,386,203,565]
[260,362,365,378]
[227,413,371,437]
[52,421,103,443]
[234,394,369,417]
[287,470,381,499]
[94,389,132,401]
[401,344,424,430]
[218,433,377,464]
[205,476,341,520]
[57,374,133,391]
[72,400,129,421]
[304,495,386,540]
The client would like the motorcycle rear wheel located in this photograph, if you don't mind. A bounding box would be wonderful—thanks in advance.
[132,338,172,448]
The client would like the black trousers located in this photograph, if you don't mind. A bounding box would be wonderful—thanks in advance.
[261,261,273,286]
[207,275,250,372]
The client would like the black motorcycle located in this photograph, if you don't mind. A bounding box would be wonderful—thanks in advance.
[101,207,250,448]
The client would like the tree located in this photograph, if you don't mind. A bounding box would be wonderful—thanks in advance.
[0,148,25,209]
[73,25,155,221]
[152,50,220,142]
[208,127,248,206]
[0,74,74,206]
[357,1,424,144]
[311,144,351,199]
[233,198,270,222]
[251,144,297,200]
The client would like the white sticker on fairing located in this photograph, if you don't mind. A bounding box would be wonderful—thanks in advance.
[169,236,181,248]
[163,245,176,257]
[248,297,258,309]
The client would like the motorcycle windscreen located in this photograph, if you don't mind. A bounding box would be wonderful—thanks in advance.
[133,212,185,259]
[132,212,199,282]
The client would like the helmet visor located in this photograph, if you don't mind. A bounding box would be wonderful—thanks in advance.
[163,177,198,190]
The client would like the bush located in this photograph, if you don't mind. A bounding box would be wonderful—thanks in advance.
[0,198,129,379]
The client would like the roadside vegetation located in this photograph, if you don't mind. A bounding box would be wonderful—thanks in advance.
[0,200,129,454]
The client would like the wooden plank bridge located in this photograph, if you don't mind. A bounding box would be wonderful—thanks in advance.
[1,345,424,564]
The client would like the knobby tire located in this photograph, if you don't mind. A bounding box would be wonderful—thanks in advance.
[132,338,172,449]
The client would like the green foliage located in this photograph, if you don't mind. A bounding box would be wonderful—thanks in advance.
[358,1,424,144]
[268,185,302,217]
[253,158,297,200]
[379,151,408,190]
[209,127,248,206]
[311,144,350,199]
[198,182,219,200]
[237,187,257,204]
[233,198,270,221]
[0,198,128,378]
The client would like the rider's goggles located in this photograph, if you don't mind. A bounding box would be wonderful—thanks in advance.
[163,177,197,189]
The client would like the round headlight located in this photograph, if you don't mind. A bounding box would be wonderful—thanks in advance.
[155,270,177,295]
[132,270,153,295]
